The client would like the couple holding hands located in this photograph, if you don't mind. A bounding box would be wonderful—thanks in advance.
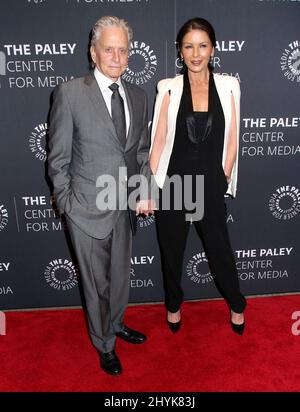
[48,15,246,376]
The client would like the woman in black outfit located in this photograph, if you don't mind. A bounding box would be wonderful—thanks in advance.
[150,18,246,334]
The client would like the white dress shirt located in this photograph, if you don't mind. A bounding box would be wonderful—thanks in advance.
[94,67,130,137]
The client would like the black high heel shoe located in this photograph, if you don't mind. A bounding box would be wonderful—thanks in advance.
[230,310,245,335]
[230,320,245,335]
[167,320,181,333]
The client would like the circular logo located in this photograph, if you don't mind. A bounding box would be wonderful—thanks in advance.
[122,41,158,85]
[0,204,9,232]
[280,41,300,82]
[44,259,78,291]
[137,214,155,228]
[186,253,213,285]
[269,186,300,220]
[29,123,48,162]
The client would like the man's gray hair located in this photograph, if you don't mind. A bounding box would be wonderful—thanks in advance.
[91,16,133,48]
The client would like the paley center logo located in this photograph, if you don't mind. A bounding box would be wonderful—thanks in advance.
[123,41,158,85]
[0,204,9,232]
[241,116,300,158]
[1,43,76,89]
[130,256,155,289]
[269,185,300,220]
[186,252,213,285]
[137,214,155,228]
[44,258,78,291]
[29,123,48,162]
[281,40,300,83]
[0,261,13,300]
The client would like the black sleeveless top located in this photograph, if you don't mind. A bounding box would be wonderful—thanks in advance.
[167,72,228,199]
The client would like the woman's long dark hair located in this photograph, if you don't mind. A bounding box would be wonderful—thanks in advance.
[176,17,216,73]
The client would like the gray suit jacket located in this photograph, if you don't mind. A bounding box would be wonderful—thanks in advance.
[48,73,151,238]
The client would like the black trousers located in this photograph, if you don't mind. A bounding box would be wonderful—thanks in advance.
[155,193,246,314]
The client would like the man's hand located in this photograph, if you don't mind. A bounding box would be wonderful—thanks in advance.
[136,199,157,216]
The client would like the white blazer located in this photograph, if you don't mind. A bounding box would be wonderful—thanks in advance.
[150,73,241,197]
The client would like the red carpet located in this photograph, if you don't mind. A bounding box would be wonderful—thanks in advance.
[1,295,300,392]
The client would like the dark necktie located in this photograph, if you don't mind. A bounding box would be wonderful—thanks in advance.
[109,83,126,148]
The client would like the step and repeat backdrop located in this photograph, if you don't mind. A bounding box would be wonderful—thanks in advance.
[0,0,299,310]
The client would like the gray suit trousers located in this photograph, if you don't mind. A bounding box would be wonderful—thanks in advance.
[66,211,132,353]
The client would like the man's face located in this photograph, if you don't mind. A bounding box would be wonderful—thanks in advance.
[90,27,129,81]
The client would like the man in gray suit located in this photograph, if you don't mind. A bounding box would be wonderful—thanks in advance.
[48,16,154,376]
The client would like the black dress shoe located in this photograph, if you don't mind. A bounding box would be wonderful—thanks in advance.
[230,321,245,335]
[116,325,146,344]
[100,350,122,375]
[167,320,181,333]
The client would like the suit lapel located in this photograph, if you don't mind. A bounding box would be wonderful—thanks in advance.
[84,73,120,146]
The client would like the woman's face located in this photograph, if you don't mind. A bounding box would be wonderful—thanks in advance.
[181,29,214,74]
